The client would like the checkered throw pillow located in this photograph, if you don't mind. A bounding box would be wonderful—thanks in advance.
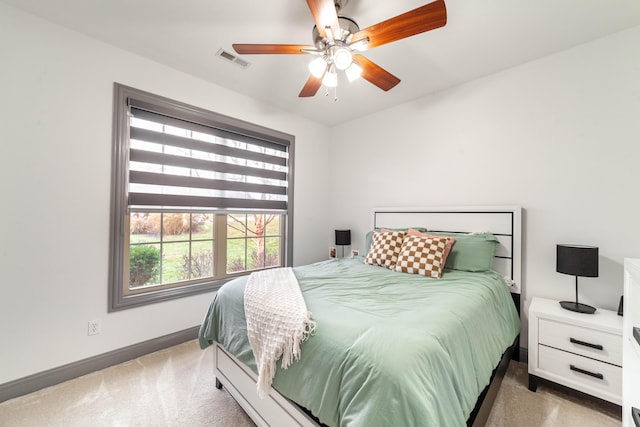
[394,235,449,278]
[364,230,405,269]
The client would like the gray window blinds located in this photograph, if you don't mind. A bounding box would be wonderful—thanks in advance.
[127,99,290,213]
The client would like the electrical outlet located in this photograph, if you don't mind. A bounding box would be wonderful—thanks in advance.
[87,320,101,336]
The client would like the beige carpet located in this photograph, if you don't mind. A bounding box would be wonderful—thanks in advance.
[0,340,622,426]
[486,359,621,427]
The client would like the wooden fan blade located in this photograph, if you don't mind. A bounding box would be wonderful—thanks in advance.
[299,74,324,97]
[232,44,315,55]
[306,0,341,39]
[351,0,447,50]
[353,54,400,91]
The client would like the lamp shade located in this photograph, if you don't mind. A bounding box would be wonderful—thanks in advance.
[335,229,351,246]
[556,245,598,277]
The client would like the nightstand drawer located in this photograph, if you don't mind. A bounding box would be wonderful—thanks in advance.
[539,317,622,366]
[539,344,622,403]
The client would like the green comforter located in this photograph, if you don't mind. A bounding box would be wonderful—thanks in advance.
[199,258,520,427]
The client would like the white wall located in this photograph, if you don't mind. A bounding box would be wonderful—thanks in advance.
[328,26,640,347]
[0,3,331,384]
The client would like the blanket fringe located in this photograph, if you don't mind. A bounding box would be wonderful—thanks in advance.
[257,313,315,398]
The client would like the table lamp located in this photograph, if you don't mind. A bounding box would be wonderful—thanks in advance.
[556,244,599,314]
[335,230,351,258]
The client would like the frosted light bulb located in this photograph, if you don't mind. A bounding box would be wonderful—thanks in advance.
[308,57,327,78]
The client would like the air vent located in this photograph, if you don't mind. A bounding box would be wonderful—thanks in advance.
[216,48,251,69]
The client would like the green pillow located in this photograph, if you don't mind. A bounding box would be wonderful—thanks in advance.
[427,232,499,272]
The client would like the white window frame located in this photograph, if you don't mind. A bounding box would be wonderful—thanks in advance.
[109,83,294,311]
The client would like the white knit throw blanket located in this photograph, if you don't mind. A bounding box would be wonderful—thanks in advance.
[244,267,316,398]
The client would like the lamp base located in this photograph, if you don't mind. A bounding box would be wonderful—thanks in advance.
[559,301,597,314]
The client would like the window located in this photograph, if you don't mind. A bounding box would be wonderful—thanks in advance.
[109,84,294,311]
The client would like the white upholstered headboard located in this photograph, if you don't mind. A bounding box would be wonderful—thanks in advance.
[372,206,522,294]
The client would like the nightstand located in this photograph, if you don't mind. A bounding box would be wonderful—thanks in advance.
[528,296,623,405]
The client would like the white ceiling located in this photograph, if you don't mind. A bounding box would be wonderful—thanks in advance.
[5,0,640,127]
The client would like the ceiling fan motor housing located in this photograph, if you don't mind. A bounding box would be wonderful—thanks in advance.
[312,16,360,49]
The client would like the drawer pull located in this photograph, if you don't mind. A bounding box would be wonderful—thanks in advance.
[632,407,640,427]
[569,337,603,350]
[569,364,603,380]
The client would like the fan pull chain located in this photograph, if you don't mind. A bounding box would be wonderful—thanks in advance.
[322,85,338,101]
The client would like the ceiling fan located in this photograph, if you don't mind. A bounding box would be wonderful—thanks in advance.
[232,0,447,98]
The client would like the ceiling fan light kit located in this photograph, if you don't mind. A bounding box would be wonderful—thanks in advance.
[330,45,352,70]
[232,0,447,99]
[308,56,328,78]
[322,65,338,87]
[345,62,362,82]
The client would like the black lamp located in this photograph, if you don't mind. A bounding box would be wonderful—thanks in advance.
[335,229,351,258]
[556,244,599,314]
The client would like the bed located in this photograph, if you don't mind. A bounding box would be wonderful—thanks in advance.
[199,206,522,426]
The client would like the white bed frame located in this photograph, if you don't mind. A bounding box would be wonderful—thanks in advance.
[212,206,523,427]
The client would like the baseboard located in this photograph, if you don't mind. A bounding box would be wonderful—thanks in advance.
[519,347,528,363]
[0,326,199,403]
